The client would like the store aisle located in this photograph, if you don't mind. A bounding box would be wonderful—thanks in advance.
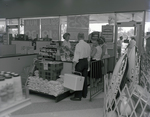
[11,91,104,117]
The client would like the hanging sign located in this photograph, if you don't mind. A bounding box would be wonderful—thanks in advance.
[67,15,89,40]
[102,25,114,42]
[41,18,59,40]
[24,19,40,39]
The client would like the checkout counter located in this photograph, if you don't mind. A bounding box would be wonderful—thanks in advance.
[2,40,115,75]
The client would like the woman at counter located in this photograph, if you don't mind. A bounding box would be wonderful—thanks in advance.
[62,33,73,54]
[62,33,74,61]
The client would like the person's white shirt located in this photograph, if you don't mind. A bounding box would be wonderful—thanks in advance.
[73,40,91,63]
[101,43,108,55]
[93,46,102,60]
[62,40,71,49]
[128,39,136,49]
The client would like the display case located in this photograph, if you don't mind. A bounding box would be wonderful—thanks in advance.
[0,71,31,117]
[0,86,31,117]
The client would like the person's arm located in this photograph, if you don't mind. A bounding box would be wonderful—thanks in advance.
[101,45,107,58]
[72,61,77,72]
[72,44,80,72]
[91,47,97,58]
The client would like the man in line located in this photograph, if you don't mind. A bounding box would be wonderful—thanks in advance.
[117,36,123,59]
[127,36,136,53]
[71,33,91,101]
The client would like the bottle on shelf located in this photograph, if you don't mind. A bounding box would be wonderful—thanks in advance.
[11,73,23,101]
[4,74,15,104]
[56,49,61,60]
[0,75,7,108]
[0,71,5,76]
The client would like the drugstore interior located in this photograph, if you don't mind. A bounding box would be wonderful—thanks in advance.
[0,0,150,117]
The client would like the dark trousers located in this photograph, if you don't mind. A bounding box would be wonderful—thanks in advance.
[74,58,88,98]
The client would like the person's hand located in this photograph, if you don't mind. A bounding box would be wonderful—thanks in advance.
[72,62,77,72]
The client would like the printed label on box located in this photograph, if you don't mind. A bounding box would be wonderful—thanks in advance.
[43,62,48,70]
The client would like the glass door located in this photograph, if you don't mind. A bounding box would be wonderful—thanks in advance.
[118,26,135,55]
[116,22,142,59]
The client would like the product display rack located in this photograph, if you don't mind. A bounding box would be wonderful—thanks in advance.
[0,86,31,117]
[27,77,73,102]
[29,90,72,103]
[26,59,72,102]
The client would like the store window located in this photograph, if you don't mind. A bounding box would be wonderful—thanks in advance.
[20,19,24,34]
[89,23,108,34]
[144,11,150,48]
[0,19,6,33]
[89,13,115,34]
[60,16,67,41]
[6,19,19,37]
[6,19,19,25]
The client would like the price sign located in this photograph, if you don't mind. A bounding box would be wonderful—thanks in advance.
[102,25,114,42]
[67,15,89,29]
[41,18,59,40]
[67,15,89,40]
[24,19,40,39]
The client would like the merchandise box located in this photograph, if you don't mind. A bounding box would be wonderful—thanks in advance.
[63,74,85,91]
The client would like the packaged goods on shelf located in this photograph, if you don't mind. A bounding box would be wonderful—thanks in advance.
[36,61,63,81]
[0,71,25,110]
[27,76,68,97]
[4,74,15,104]
[34,70,39,77]
[11,73,23,101]
[0,76,8,108]
[39,45,57,60]
[0,71,31,117]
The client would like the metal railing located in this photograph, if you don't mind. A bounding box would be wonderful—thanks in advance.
[89,56,115,101]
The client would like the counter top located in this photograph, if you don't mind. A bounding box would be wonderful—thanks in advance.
[40,59,73,63]
[53,60,73,63]
[0,53,37,58]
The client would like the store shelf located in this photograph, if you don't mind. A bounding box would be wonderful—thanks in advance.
[0,98,31,117]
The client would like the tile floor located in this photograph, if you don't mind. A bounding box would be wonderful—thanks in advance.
[11,91,104,117]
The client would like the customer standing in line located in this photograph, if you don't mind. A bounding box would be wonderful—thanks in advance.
[127,36,136,53]
[117,36,123,58]
[99,36,109,75]
[89,37,103,87]
[71,33,91,101]
[99,36,108,59]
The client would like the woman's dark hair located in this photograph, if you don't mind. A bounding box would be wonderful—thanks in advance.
[63,33,70,39]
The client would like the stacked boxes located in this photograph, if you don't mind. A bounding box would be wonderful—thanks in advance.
[36,61,63,81]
